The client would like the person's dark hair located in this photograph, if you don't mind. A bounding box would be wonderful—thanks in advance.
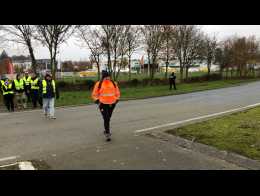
[16,73,21,79]
[101,70,110,79]
[45,73,51,79]
[98,70,116,89]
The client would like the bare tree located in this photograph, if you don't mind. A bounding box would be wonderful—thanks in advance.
[125,25,140,80]
[203,34,218,76]
[172,25,204,81]
[35,25,76,79]
[115,29,129,81]
[100,25,130,81]
[141,25,164,79]
[1,25,38,73]
[100,25,114,75]
[161,25,176,78]
[76,25,103,80]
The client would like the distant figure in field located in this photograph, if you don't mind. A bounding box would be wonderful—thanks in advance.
[169,72,177,90]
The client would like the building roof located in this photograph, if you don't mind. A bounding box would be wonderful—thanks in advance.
[0,50,9,60]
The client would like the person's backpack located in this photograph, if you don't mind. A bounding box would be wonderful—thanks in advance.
[98,79,117,90]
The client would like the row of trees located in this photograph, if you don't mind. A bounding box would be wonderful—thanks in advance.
[215,36,260,78]
[1,25,76,78]
[76,25,219,81]
[1,25,260,81]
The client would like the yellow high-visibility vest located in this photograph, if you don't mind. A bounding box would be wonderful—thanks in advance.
[42,80,56,94]
[31,78,40,90]
[2,82,14,95]
[14,79,24,91]
[23,76,31,86]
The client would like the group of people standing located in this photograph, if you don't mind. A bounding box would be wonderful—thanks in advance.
[0,72,59,119]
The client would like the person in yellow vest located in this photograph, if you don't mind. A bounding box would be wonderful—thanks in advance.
[0,76,15,112]
[13,73,27,109]
[30,72,42,108]
[23,71,32,103]
[40,73,59,119]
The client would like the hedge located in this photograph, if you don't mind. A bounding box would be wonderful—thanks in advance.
[55,74,224,91]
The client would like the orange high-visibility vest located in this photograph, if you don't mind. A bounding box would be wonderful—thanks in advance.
[92,79,120,104]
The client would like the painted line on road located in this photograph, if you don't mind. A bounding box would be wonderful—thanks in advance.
[0,162,18,168]
[18,161,36,170]
[0,156,19,163]
[134,102,260,133]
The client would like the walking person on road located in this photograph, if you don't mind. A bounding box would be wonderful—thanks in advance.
[169,72,177,90]
[30,72,42,108]
[40,73,59,119]
[13,73,27,110]
[23,71,32,103]
[92,70,120,142]
[0,76,15,112]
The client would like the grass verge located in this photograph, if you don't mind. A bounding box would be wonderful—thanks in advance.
[166,106,260,160]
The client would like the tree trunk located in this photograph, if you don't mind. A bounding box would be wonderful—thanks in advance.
[97,56,100,80]
[147,52,151,77]
[27,41,37,73]
[165,61,169,79]
[185,66,189,80]
[53,46,58,80]
[113,52,117,81]
[165,38,169,79]
[107,47,112,75]
[128,55,131,81]
[179,60,183,82]
[207,62,211,77]
[50,49,54,76]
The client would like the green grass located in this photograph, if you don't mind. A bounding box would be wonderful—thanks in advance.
[167,106,260,160]
[56,78,259,107]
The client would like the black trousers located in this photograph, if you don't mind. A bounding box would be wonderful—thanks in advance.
[3,94,14,112]
[25,87,31,102]
[31,90,42,108]
[170,81,177,90]
[99,103,116,134]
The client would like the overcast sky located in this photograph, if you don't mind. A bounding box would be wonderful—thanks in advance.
[3,25,260,61]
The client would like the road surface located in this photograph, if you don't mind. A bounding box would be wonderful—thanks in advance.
[1,81,260,169]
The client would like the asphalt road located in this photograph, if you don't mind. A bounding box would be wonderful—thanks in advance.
[1,81,260,169]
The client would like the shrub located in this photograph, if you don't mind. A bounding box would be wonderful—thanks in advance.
[184,73,222,83]
[130,79,139,87]
[85,80,95,90]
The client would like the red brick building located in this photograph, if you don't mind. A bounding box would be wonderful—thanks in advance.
[0,50,14,75]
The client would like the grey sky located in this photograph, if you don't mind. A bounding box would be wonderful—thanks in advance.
[3,25,260,61]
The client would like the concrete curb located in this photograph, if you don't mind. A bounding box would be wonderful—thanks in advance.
[149,132,260,170]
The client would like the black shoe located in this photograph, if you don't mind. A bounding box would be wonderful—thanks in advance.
[104,131,111,142]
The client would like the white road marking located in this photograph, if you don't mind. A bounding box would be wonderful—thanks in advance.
[0,162,18,168]
[18,161,36,170]
[0,156,19,162]
[134,102,260,133]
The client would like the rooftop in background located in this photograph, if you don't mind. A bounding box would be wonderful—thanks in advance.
[0,50,10,60]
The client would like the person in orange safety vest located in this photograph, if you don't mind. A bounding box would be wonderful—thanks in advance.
[92,70,120,142]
